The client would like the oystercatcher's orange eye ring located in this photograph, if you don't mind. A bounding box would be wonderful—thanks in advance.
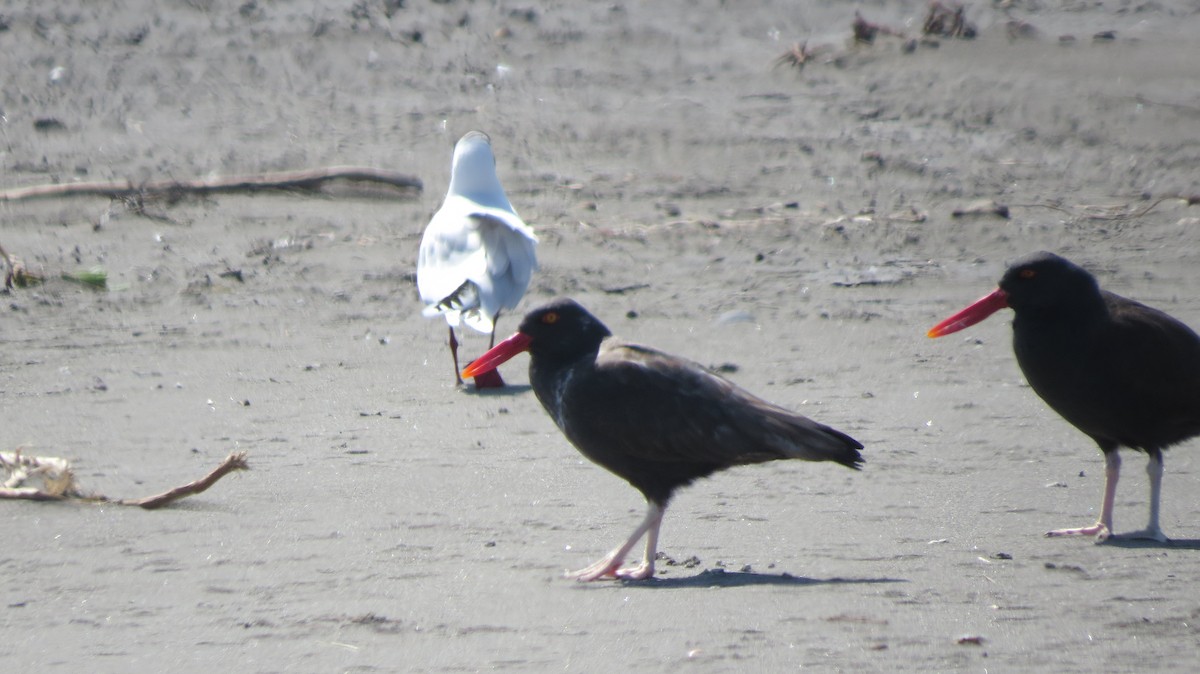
[1019,268,1037,279]
[542,312,559,325]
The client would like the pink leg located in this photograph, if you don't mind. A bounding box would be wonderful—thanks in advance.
[1119,451,1168,542]
[1046,450,1120,541]
[448,327,463,386]
[569,502,665,582]
[489,312,501,349]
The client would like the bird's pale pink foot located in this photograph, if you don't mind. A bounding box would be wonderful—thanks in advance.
[614,561,655,580]
[1045,522,1112,541]
[567,502,664,582]
[567,553,656,581]
[1047,451,1120,542]
[567,551,628,581]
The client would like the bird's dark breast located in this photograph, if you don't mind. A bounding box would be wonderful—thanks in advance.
[563,433,726,506]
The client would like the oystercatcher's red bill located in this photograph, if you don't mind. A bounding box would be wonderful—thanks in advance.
[927,288,1010,338]
[461,332,533,379]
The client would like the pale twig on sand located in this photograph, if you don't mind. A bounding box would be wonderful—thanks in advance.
[0,167,422,203]
[119,452,250,509]
[0,449,249,509]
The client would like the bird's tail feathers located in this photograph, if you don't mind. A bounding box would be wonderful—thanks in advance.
[461,310,495,334]
[425,280,480,317]
[766,411,864,470]
[424,280,497,333]
[816,425,865,470]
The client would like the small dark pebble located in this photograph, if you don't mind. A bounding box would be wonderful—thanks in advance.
[1044,562,1086,573]
[33,118,66,132]
[993,552,1012,560]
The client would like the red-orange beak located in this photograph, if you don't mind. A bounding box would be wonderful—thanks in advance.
[927,288,1010,338]
[461,332,533,379]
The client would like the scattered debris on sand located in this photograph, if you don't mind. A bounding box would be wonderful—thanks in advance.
[1,449,249,509]
[923,2,976,39]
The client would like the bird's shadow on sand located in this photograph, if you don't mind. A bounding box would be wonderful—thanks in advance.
[1103,537,1200,550]
[462,383,533,397]
[589,569,907,589]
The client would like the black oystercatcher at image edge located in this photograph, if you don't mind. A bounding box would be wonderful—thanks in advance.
[928,251,1200,542]
[463,298,864,581]
[417,131,538,389]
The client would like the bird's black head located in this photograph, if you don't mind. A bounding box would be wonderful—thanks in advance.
[517,298,613,362]
[999,251,1105,318]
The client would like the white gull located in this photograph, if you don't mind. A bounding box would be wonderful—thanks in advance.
[417,131,538,386]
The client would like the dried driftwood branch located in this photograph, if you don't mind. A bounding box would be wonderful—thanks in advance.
[0,166,422,203]
[120,452,249,509]
[0,449,249,508]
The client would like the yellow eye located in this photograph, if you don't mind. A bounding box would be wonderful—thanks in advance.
[542,312,559,325]
[1019,268,1037,279]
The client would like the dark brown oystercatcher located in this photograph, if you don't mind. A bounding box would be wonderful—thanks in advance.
[928,251,1200,542]
[462,298,864,581]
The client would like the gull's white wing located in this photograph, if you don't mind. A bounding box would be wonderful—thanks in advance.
[417,198,537,333]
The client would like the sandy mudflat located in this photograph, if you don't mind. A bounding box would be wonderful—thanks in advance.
[2,0,1200,671]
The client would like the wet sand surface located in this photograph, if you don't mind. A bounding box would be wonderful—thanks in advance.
[2,1,1200,671]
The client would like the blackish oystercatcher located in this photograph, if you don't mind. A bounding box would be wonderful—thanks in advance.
[463,299,864,580]
[929,251,1200,542]
[418,131,538,388]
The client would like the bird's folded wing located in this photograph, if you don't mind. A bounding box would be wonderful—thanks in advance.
[565,342,858,466]
[1102,295,1200,441]
[417,203,538,328]
[417,211,486,306]
[468,205,538,241]
[471,211,538,300]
